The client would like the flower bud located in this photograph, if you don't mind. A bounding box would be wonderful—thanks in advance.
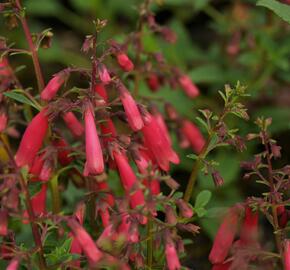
[116,53,134,72]
[62,112,84,138]
[98,63,111,84]
[165,241,181,270]
[178,75,199,98]
[146,73,160,92]
[6,258,19,270]
[284,239,290,270]
[177,199,193,218]
[41,72,67,101]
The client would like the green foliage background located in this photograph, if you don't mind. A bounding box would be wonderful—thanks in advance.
[1,0,290,268]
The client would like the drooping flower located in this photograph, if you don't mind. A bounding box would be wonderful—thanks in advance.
[209,207,241,264]
[6,258,19,270]
[176,199,193,219]
[98,63,111,84]
[0,112,7,132]
[178,75,199,98]
[40,72,67,101]
[113,150,145,209]
[239,207,259,246]
[67,218,103,266]
[142,113,179,171]
[0,209,8,236]
[118,83,144,131]
[83,106,104,176]
[95,84,108,102]
[147,73,160,92]
[62,112,84,138]
[165,241,181,270]
[15,109,49,167]
[52,138,73,166]
[181,120,205,154]
[284,240,290,270]
[116,53,134,72]
[23,184,47,224]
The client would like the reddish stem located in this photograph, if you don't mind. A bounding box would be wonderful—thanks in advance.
[15,0,45,93]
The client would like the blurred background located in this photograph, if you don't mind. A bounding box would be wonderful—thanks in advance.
[1,0,290,269]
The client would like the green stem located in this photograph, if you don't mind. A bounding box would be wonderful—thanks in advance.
[184,137,211,202]
[49,175,61,214]
[146,215,153,269]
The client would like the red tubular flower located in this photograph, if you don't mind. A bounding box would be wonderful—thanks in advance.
[62,112,84,138]
[209,207,241,264]
[153,111,172,145]
[142,113,179,171]
[239,207,258,246]
[67,218,103,266]
[116,53,134,72]
[118,214,139,243]
[113,150,145,209]
[147,73,160,92]
[0,112,7,132]
[284,240,290,270]
[165,242,181,270]
[23,184,47,224]
[100,118,117,145]
[0,209,8,236]
[98,63,111,84]
[40,72,66,101]
[181,120,205,154]
[212,262,231,270]
[29,153,45,182]
[95,84,108,102]
[178,75,199,98]
[6,258,19,270]
[15,109,49,167]
[83,106,104,176]
[119,84,144,131]
[0,58,11,77]
[52,138,73,166]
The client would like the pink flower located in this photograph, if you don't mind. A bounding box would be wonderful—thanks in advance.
[113,150,145,208]
[62,112,84,138]
[98,63,111,84]
[181,120,205,153]
[95,84,108,102]
[15,109,49,167]
[0,209,8,236]
[116,53,134,72]
[284,240,290,270]
[209,207,241,264]
[23,184,47,224]
[177,199,193,218]
[178,75,199,98]
[6,258,19,270]
[40,72,66,101]
[0,58,11,77]
[153,111,172,145]
[0,112,7,132]
[100,118,117,144]
[118,214,139,243]
[83,106,104,176]
[142,113,179,171]
[239,207,258,246]
[119,84,144,131]
[165,242,181,270]
[147,73,160,92]
[67,218,103,266]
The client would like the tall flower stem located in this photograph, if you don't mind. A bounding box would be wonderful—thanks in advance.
[15,0,45,93]
[0,137,47,269]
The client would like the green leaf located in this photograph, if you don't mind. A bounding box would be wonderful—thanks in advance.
[4,91,40,110]
[195,207,207,217]
[194,190,212,208]
[257,0,290,24]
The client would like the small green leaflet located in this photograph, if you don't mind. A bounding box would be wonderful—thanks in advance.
[257,0,290,24]
[194,190,212,217]
[4,90,40,110]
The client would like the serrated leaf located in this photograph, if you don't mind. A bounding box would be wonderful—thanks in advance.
[194,190,212,208]
[4,91,40,110]
[257,0,290,24]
